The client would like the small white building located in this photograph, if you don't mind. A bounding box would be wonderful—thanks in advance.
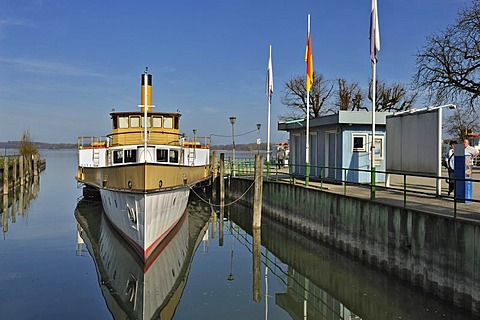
[278,111,391,183]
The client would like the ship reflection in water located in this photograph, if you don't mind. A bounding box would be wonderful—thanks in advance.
[74,199,210,320]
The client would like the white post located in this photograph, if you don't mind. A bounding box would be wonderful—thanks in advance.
[267,45,272,163]
[371,62,376,171]
[305,14,311,186]
[437,107,442,195]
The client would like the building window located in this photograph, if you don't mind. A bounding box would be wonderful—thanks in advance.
[157,149,168,162]
[352,134,367,152]
[370,135,384,160]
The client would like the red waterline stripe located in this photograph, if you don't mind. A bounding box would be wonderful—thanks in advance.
[144,211,188,272]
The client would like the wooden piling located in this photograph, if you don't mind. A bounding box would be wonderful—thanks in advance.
[19,156,24,186]
[3,194,8,234]
[3,157,8,195]
[219,153,225,206]
[252,227,262,302]
[211,151,218,201]
[253,154,263,228]
[33,154,38,176]
[12,157,17,187]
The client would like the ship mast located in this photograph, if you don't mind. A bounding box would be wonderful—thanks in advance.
[143,68,148,161]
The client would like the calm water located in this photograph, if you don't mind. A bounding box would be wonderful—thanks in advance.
[0,150,475,319]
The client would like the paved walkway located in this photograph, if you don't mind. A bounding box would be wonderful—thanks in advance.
[266,167,480,223]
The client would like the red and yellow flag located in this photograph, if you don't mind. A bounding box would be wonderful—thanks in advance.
[305,32,313,93]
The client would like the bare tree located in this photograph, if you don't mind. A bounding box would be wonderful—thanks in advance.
[413,1,480,109]
[336,79,366,111]
[280,71,334,120]
[368,80,417,112]
[445,108,480,141]
[19,129,38,157]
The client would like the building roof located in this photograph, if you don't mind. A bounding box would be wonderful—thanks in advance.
[278,111,392,131]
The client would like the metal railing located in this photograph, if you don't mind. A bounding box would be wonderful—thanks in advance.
[218,158,480,218]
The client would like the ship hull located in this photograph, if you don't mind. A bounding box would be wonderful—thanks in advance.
[99,186,189,261]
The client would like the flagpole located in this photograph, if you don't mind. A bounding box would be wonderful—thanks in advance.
[267,45,272,163]
[370,0,380,200]
[305,14,311,187]
[371,61,376,198]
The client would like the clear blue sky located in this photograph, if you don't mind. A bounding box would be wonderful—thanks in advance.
[0,0,470,145]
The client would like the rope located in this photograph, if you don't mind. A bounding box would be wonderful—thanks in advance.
[188,176,260,208]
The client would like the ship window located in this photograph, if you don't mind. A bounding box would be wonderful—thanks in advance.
[113,150,123,164]
[124,149,137,163]
[130,116,140,128]
[119,116,129,129]
[174,116,179,129]
[169,150,179,163]
[141,116,152,128]
[164,116,173,129]
[112,116,118,129]
[152,116,162,128]
[157,149,168,162]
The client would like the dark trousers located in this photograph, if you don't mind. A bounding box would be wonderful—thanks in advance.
[448,169,455,195]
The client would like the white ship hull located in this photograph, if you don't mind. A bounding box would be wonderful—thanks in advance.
[99,186,189,261]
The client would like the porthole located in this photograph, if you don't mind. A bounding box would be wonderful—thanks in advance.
[159,180,163,188]
[128,181,133,189]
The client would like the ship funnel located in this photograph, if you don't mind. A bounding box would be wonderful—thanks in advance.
[141,70,152,113]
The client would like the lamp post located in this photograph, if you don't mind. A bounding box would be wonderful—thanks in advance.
[192,129,197,164]
[229,116,236,177]
[256,123,261,154]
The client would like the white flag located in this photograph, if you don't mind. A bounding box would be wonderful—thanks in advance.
[370,0,380,64]
[265,46,273,102]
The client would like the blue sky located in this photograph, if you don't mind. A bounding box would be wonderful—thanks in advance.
[0,0,470,145]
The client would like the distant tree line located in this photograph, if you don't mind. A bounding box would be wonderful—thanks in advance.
[0,141,77,150]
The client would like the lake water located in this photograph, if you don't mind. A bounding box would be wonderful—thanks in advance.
[0,150,475,319]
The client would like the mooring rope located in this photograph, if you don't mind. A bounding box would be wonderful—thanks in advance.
[188,176,260,208]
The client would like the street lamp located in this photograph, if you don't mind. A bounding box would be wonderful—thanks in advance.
[192,129,197,164]
[229,116,236,177]
[256,123,261,154]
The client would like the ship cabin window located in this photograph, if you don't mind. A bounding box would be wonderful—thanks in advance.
[124,149,137,163]
[130,116,140,128]
[113,150,123,164]
[141,116,152,128]
[119,116,129,129]
[169,150,179,163]
[157,149,168,162]
[164,116,173,129]
[152,116,162,128]
[174,116,179,129]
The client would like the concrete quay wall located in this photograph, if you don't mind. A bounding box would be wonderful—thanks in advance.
[227,178,480,315]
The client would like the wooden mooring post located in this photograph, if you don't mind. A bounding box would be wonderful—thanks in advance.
[219,153,225,206]
[252,227,261,302]
[3,157,8,195]
[219,153,225,247]
[211,151,218,201]
[19,156,24,186]
[253,154,263,228]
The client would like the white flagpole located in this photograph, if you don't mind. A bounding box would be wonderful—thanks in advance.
[306,14,311,185]
[267,45,272,163]
[370,0,380,199]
